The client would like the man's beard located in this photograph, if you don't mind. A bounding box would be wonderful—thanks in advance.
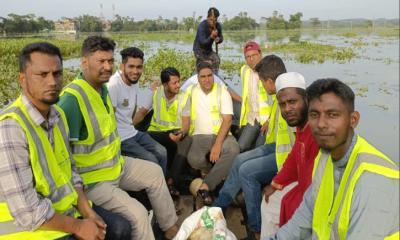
[41,96,60,105]
[124,72,139,84]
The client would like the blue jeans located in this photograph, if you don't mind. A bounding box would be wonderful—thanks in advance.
[238,123,266,152]
[213,143,277,232]
[57,205,131,240]
[121,131,168,174]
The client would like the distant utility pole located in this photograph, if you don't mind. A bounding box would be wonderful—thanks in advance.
[99,3,104,20]
[112,3,116,20]
[193,11,196,30]
[350,20,352,31]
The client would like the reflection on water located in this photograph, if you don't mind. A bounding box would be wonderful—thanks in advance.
[64,31,399,160]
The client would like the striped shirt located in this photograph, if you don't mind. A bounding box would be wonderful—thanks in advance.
[0,95,82,231]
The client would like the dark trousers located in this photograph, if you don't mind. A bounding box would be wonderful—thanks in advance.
[57,204,131,240]
[148,131,192,183]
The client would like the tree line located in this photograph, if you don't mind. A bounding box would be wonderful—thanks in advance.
[1,11,398,34]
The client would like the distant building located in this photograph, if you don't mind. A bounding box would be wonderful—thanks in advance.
[54,18,77,34]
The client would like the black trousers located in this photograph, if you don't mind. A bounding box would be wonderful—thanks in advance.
[148,131,192,183]
[57,204,131,240]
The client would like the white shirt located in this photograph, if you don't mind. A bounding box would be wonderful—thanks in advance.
[107,70,139,141]
[247,69,260,125]
[180,73,227,91]
[183,84,233,135]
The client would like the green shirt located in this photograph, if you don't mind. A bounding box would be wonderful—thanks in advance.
[57,75,110,141]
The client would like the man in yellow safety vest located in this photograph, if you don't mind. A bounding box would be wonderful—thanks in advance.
[58,36,179,240]
[268,78,399,240]
[0,42,131,240]
[147,67,193,197]
[238,41,274,152]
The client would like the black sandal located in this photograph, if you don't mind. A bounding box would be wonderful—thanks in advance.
[168,184,180,198]
[197,189,213,206]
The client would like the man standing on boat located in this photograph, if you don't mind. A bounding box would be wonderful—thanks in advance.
[193,7,223,73]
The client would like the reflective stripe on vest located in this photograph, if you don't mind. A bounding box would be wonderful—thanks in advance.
[188,83,223,135]
[265,97,295,170]
[312,135,399,240]
[239,65,273,126]
[0,97,78,238]
[148,86,189,131]
[385,231,400,240]
[62,79,124,185]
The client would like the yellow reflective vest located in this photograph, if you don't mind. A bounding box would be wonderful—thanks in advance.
[0,96,79,239]
[312,135,399,240]
[148,86,189,131]
[62,79,124,185]
[239,65,273,127]
[265,96,295,170]
[187,83,224,135]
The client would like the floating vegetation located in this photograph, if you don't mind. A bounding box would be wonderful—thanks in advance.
[267,41,356,63]
[351,39,368,47]
[220,59,243,80]
[342,32,358,38]
[369,104,389,111]
[109,32,194,44]
[142,48,195,85]
[355,86,369,97]
[378,87,393,95]
[0,38,82,107]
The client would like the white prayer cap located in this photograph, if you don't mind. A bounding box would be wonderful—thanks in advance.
[275,72,306,93]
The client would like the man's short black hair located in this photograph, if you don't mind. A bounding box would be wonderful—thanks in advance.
[120,47,144,64]
[81,36,115,56]
[307,78,355,112]
[255,55,286,82]
[207,7,220,18]
[196,61,213,73]
[19,42,62,72]
[160,67,180,84]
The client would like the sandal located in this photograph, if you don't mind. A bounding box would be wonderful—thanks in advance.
[197,189,213,206]
[168,184,180,198]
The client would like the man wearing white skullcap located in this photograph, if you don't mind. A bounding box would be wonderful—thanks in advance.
[260,72,320,237]
[275,72,306,92]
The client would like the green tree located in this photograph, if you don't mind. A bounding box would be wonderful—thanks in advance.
[287,12,303,29]
[266,11,287,30]
[182,16,202,31]
[310,17,321,28]
[36,16,54,31]
[366,20,373,28]
[223,12,259,30]
[111,15,124,31]
[78,15,103,32]
[121,16,136,31]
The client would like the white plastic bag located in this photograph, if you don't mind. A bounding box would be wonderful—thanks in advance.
[260,182,296,238]
[173,206,237,240]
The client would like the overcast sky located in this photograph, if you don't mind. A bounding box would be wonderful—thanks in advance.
[1,0,399,21]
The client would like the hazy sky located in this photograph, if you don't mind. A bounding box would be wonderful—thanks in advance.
[1,0,399,21]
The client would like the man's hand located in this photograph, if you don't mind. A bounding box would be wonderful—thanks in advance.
[74,218,105,240]
[209,143,222,163]
[263,185,276,203]
[210,29,218,39]
[85,211,107,231]
[169,132,183,142]
[260,121,269,135]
